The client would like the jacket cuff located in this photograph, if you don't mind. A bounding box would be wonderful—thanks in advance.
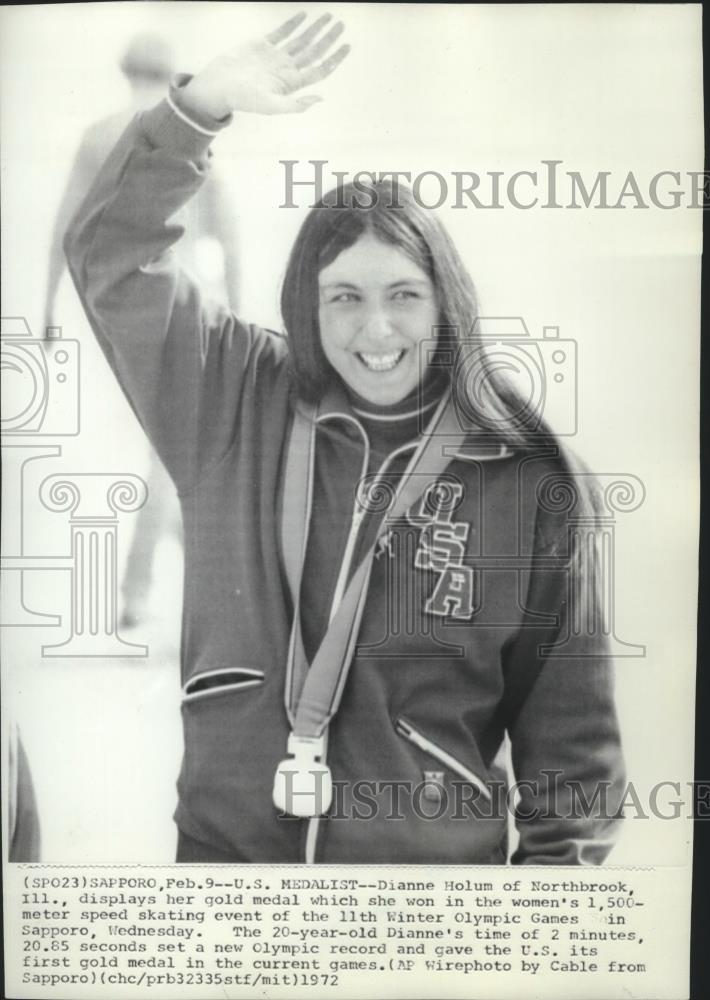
[140,73,232,160]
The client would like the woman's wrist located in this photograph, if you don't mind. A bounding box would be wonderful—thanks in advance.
[180,76,232,123]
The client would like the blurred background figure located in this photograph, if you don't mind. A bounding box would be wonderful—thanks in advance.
[43,30,241,632]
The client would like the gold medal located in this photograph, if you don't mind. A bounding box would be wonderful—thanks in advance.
[272,734,333,817]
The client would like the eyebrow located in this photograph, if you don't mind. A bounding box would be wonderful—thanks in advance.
[319,279,431,290]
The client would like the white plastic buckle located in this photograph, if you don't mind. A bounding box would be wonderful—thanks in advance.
[272,733,333,818]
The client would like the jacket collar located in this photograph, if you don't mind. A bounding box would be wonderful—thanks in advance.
[295,380,513,462]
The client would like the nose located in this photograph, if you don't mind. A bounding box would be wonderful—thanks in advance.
[361,306,395,341]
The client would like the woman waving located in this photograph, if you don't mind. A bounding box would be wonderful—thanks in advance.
[65,12,625,864]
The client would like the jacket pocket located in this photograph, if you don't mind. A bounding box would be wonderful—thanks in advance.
[394,716,491,802]
[182,668,264,705]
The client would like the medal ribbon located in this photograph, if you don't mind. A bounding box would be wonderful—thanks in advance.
[280,392,468,740]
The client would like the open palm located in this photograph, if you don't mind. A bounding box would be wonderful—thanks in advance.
[186,12,350,118]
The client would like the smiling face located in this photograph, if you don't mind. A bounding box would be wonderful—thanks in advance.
[318,233,440,406]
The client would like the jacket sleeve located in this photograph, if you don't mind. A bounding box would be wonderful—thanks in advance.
[64,83,280,493]
[504,482,627,865]
[45,130,102,327]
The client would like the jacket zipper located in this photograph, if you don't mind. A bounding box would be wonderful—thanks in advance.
[395,717,491,801]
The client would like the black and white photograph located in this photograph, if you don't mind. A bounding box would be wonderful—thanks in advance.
[1,3,702,997]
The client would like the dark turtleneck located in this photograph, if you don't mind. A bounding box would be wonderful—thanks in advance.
[299,372,448,663]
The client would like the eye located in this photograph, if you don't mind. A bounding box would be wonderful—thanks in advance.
[328,291,361,304]
[392,289,420,301]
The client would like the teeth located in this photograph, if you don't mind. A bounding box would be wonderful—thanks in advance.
[358,350,404,372]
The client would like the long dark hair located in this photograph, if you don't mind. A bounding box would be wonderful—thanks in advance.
[281,178,556,452]
[280,178,604,533]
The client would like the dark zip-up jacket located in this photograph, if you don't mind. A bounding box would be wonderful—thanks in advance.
[64,88,625,865]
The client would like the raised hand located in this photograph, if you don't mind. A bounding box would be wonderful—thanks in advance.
[182,12,350,119]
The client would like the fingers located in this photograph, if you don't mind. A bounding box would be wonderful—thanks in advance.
[297,43,351,87]
[266,10,308,45]
[294,20,345,68]
[266,9,350,103]
[285,12,333,55]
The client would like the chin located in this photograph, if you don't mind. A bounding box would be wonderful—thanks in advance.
[358,363,419,404]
